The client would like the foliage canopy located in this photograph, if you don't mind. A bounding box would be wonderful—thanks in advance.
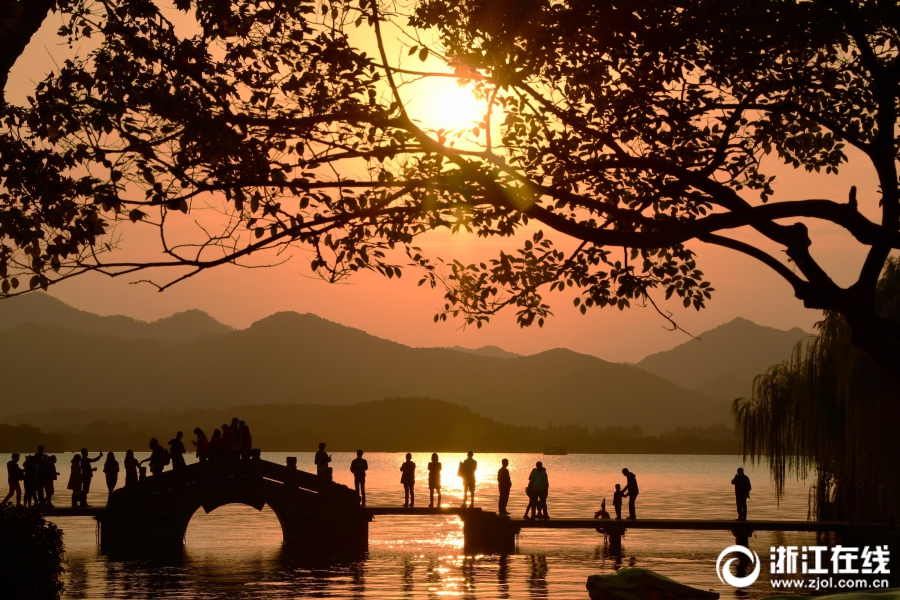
[0,504,66,599]
[3,0,900,378]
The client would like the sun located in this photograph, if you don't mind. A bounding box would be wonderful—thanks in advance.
[406,77,485,133]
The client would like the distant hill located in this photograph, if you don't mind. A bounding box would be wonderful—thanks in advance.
[0,309,727,434]
[636,317,811,400]
[0,293,233,341]
[1,398,738,454]
[446,345,521,359]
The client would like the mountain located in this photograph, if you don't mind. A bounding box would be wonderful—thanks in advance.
[0,293,233,341]
[635,317,811,400]
[446,345,521,359]
[2,398,738,454]
[0,310,728,434]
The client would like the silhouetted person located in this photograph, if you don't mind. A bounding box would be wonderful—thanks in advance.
[123,450,139,487]
[529,461,549,519]
[41,453,59,507]
[22,455,36,507]
[67,455,82,507]
[231,417,241,451]
[524,483,537,519]
[498,458,512,515]
[3,453,23,506]
[622,468,638,519]
[140,438,167,476]
[192,427,210,461]
[460,451,477,508]
[315,443,332,480]
[594,498,611,520]
[239,422,252,459]
[80,448,103,507]
[220,423,235,460]
[104,453,120,495]
[400,453,416,508]
[350,450,368,506]
[209,429,222,461]
[732,467,752,521]
[612,484,625,520]
[34,446,48,506]
[428,453,442,507]
[169,432,187,470]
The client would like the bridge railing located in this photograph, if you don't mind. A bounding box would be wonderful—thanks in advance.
[107,459,358,508]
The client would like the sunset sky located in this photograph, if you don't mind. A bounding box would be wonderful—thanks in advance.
[6,7,888,363]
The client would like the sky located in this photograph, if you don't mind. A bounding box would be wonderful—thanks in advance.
[3,5,888,363]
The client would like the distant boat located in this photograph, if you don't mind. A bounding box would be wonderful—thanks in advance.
[543,446,568,455]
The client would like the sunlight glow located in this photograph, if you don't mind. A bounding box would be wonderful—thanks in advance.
[406,77,485,133]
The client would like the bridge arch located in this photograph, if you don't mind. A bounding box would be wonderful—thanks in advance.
[98,460,368,551]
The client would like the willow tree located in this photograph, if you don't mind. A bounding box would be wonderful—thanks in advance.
[4,0,900,380]
[734,258,900,523]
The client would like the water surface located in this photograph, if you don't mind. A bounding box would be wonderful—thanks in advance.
[2,452,816,598]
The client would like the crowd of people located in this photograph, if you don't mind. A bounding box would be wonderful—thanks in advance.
[4,439,751,521]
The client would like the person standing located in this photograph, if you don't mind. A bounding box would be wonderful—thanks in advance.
[169,432,187,470]
[427,453,442,508]
[731,467,752,521]
[497,458,512,515]
[315,443,332,480]
[231,418,241,453]
[460,451,477,508]
[239,422,252,460]
[208,429,222,461]
[34,446,49,506]
[400,453,416,508]
[123,450,139,487]
[621,468,639,519]
[350,450,368,506]
[192,428,210,462]
[22,455,35,507]
[220,424,235,461]
[140,438,168,476]
[80,448,103,507]
[103,453,120,495]
[67,455,82,507]
[529,461,549,519]
[612,484,625,520]
[3,453,24,506]
[44,455,59,507]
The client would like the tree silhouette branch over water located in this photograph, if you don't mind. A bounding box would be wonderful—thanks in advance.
[4,0,900,379]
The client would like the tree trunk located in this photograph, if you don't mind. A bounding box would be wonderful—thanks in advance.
[0,0,54,103]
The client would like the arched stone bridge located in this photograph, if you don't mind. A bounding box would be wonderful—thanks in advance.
[98,459,368,550]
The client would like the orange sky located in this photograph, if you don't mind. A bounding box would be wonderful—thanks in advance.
[5,7,888,362]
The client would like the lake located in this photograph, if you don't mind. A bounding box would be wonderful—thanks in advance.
[2,452,817,599]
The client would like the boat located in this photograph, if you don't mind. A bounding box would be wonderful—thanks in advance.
[543,446,567,455]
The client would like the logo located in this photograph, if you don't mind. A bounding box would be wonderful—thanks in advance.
[717,545,761,588]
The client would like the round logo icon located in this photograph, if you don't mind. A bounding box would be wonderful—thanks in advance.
[716,545,761,588]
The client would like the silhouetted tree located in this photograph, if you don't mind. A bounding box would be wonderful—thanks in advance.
[0,504,66,599]
[4,0,900,380]
[734,258,900,523]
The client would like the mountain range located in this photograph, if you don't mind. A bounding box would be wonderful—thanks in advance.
[0,294,809,433]
[635,317,811,400]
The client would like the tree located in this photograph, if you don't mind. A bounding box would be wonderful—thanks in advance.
[734,258,900,523]
[3,0,900,380]
[0,504,66,599]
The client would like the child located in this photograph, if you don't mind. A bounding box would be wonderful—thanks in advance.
[612,484,627,520]
[67,455,82,507]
